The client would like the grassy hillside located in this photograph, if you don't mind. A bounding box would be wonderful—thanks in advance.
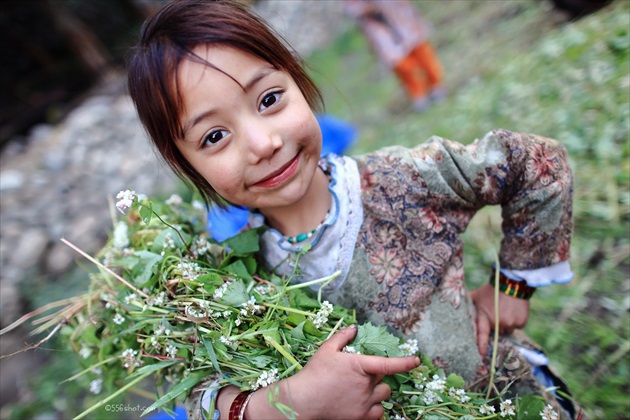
[307,0,629,418]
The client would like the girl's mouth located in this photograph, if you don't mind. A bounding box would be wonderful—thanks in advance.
[253,152,300,188]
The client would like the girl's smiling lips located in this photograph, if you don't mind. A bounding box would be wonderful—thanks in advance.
[253,153,301,188]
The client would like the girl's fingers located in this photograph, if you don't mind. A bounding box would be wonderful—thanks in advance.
[360,354,421,378]
[320,324,358,352]
[372,381,392,403]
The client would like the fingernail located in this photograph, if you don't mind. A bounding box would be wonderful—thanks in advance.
[414,356,421,366]
[347,324,357,330]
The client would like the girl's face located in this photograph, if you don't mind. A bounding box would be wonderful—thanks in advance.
[176,45,322,210]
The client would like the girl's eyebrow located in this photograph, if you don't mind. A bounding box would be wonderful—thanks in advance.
[183,66,277,136]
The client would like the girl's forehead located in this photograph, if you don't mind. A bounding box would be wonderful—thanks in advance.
[178,45,275,89]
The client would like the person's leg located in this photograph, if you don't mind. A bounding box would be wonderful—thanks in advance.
[393,53,430,112]
[410,41,446,102]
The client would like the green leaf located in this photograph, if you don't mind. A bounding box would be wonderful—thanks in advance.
[351,323,403,357]
[224,228,260,255]
[201,336,223,375]
[141,371,206,416]
[445,373,465,390]
[139,203,153,224]
[220,279,249,306]
[516,394,546,420]
[128,360,180,379]
[131,250,163,287]
[224,259,253,281]
[286,312,307,327]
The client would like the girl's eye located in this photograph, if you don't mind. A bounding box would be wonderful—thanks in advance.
[202,129,228,148]
[259,90,283,111]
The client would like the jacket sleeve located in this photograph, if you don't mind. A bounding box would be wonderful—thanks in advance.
[406,129,574,273]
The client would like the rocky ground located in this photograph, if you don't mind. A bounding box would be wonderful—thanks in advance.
[0,0,349,411]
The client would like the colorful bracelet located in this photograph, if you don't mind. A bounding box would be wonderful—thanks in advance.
[490,268,536,300]
[228,390,253,420]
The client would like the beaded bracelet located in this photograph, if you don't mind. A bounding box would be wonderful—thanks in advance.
[490,268,536,300]
[228,390,253,420]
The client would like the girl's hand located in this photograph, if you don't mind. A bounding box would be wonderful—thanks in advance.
[250,324,421,419]
[471,283,530,357]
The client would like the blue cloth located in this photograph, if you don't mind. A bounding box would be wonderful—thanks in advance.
[207,114,358,242]
[147,405,187,419]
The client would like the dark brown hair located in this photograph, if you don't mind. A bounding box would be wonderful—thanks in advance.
[127,0,323,205]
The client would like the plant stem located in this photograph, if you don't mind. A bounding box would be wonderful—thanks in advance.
[264,335,303,371]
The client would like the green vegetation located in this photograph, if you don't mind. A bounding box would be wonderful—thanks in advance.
[308,1,629,418]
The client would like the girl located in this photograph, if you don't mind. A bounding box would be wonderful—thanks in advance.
[127,1,578,418]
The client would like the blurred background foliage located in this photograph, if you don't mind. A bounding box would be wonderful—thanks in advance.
[1,0,628,419]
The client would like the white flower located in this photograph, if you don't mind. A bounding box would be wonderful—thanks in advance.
[79,345,92,359]
[448,387,471,403]
[220,336,234,346]
[194,237,210,255]
[479,404,496,415]
[312,300,333,328]
[192,200,206,210]
[165,194,183,206]
[540,404,558,420]
[163,232,176,250]
[343,345,359,354]
[124,293,137,305]
[213,283,229,300]
[113,313,125,325]
[425,374,446,393]
[178,261,201,280]
[165,344,178,358]
[399,338,419,356]
[500,399,515,417]
[422,390,442,405]
[115,189,136,214]
[241,296,263,316]
[112,221,130,249]
[121,348,142,368]
[89,378,103,394]
[251,368,279,391]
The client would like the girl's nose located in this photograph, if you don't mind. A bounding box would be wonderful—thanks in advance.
[243,121,282,163]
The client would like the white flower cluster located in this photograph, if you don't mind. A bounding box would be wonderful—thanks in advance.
[213,283,229,300]
[89,378,103,395]
[115,189,137,214]
[147,291,168,307]
[165,194,183,206]
[540,404,558,420]
[165,344,178,358]
[254,284,274,295]
[113,313,125,325]
[124,293,137,305]
[121,348,142,368]
[479,403,496,415]
[343,345,360,354]
[250,368,279,391]
[193,237,211,255]
[419,374,446,405]
[500,399,516,417]
[163,232,176,250]
[312,300,333,328]
[398,338,419,356]
[113,221,130,249]
[178,260,201,280]
[220,335,235,347]
[448,387,471,404]
[79,345,92,359]
[240,296,263,316]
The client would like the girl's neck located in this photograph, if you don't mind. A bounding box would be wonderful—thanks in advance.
[260,166,331,237]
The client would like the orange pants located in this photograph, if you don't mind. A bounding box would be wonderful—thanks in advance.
[393,41,443,100]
